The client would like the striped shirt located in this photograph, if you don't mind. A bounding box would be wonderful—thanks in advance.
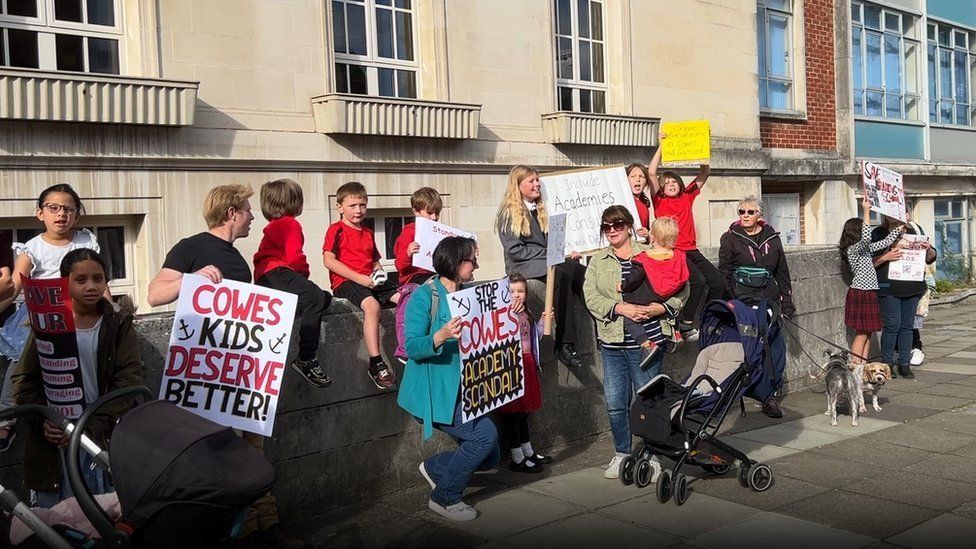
[600,257,667,350]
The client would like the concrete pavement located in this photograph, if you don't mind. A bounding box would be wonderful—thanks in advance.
[294,298,976,548]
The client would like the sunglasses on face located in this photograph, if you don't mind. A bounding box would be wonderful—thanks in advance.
[601,221,629,233]
[738,209,758,216]
[41,203,78,216]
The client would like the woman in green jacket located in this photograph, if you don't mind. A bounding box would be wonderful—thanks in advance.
[583,206,688,481]
[397,236,499,523]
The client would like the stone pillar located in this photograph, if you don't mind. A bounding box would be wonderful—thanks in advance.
[804,179,856,245]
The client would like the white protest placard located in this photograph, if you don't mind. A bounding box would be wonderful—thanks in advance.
[889,234,929,282]
[547,213,567,267]
[413,217,477,272]
[449,278,524,423]
[861,161,906,222]
[542,165,642,255]
[159,275,297,436]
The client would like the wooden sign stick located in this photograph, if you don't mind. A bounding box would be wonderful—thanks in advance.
[543,265,556,336]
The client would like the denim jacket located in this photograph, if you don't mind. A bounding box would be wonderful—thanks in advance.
[583,242,689,344]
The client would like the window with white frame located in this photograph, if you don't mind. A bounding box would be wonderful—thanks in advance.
[757,0,794,111]
[934,198,970,281]
[332,0,417,99]
[362,211,411,271]
[927,22,974,126]
[553,0,606,113]
[0,0,121,74]
[851,1,921,120]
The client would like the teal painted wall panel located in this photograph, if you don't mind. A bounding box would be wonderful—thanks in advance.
[929,0,976,28]
[854,121,925,159]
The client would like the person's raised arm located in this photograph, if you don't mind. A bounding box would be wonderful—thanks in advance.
[693,163,711,190]
[648,132,665,195]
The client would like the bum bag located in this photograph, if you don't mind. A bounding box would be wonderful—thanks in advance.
[733,266,773,289]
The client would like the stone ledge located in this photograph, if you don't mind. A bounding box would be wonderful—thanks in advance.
[311,93,481,139]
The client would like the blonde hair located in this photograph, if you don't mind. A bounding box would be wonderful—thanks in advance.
[336,181,368,205]
[203,184,254,229]
[411,187,443,214]
[495,165,548,237]
[651,217,679,248]
[260,179,303,220]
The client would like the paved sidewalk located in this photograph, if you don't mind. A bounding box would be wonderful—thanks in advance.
[298,300,976,548]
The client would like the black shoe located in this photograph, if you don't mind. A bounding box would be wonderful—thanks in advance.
[558,344,584,369]
[291,358,332,388]
[529,453,553,465]
[509,458,543,473]
[761,398,783,419]
[898,365,916,379]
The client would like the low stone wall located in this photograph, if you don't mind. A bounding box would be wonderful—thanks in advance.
[0,247,845,519]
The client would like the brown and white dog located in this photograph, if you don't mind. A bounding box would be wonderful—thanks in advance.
[855,362,892,413]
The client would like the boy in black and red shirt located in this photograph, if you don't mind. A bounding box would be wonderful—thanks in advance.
[323,182,397,389]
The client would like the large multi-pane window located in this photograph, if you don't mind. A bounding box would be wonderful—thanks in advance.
[851,1,920,120]
[332,0,417,99]
[0,0,120,74]
[757,0,794,111]
[553,0,606,113]
[934,198,970,281]
[927,22,974,126]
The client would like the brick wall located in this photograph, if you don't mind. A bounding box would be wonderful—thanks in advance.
[759,0,837,151]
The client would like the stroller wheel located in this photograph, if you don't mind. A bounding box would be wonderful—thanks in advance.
[656,470,672,504]
[673,473,689,506]
[747,463,774,492]
[702,463,732,476]
[619,455,636,486]
[737,464,751,488]
[634,458,652,488]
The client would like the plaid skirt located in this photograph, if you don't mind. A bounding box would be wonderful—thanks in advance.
[845,288,882,333]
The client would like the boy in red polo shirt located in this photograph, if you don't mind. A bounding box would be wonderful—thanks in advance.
[393,187,442,287]
[254,178,333,388]
[323,181,397,390]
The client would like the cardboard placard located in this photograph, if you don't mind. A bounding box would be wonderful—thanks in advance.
[861,161,906,222]
[23,277,85,419]
[413,217,477,272]
[159,275,297,436]
[541,165,642,255]
[546,213,567,267]
[661,120,711,163]
[889,234,929,282]
[449,278,524,423]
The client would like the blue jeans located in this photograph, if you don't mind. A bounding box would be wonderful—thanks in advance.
[601,346,661,455]
[30,452,113,509]
[421,404,500,506]
[880,294,921,368]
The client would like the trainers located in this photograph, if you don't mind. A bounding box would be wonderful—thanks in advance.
[681,328,699,343]
[368,362,397,389]
[419,462,436,490]
[910,348,925,366]
[604,455,624,479]
[291,358,332,388]
[557,344,584,369]
[428,499,478,521]
[761,397,784,419]
[638,343,662,370]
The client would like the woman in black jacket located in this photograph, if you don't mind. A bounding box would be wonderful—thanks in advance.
[718,196,792,418]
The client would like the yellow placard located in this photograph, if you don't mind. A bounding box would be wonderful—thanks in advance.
[661,120,711,163]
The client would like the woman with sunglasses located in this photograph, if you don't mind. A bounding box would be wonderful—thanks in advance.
[718,196,793,418]
[583,206,688,481]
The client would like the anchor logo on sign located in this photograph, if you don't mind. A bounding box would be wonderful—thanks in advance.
[269,333,287,354]
[451,296,472,316]
[176,319,195,341]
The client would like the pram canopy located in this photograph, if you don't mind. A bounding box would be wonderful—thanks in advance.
[110,400,276,528]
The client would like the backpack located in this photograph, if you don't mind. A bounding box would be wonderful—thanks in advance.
[394,278,439,362]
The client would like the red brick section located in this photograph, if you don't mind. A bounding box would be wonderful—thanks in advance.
[760,0,837,151]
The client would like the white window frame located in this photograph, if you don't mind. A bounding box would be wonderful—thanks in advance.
[364,209,412,271]
[851,1,921,121]
[0,0,124,73]
[331,0,419,98]
[553,0,608,114]
[927,20,975,127]
[757,0,796,112]
[764,193,802,245]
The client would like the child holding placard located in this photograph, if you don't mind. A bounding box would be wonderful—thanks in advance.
[648,132,725,338]
[12,248,143,507]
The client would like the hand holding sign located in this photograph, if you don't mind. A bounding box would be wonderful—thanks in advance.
[413,218,477,272]
[861,161,906,222]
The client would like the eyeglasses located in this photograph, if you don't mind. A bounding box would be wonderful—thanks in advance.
[463,257,479,268]
[601,221,628,233]
[41,203,78,216]
[737,209,759,216]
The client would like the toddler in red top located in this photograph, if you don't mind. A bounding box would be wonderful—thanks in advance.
[619,217,690,367]
[322,182,397,390]
[254,179,332,388]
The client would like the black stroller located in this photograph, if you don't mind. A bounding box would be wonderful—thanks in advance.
[1,386,276,548]
[619,299,777,506]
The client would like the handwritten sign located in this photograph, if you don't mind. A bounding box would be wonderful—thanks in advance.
[23,277,85,419]
[413,217,477,273]
[862,161,906,222]
[160,275,297,436]
[547,213,567,267]
[542,165,641,255]
[449,279,524,423]
[661,120,711,163]
[889,234,928,282]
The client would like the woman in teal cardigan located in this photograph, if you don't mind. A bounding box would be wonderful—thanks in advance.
[397,236,500,522]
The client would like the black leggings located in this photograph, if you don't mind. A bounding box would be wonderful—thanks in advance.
[502,412,531,449]
[683,250,728,324]
[528,260,586,346]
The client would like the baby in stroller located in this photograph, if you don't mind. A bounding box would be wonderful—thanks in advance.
[619,299,777,506]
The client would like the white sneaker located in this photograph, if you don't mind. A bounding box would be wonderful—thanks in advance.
[682,328,699,343]
[419,462,436,490]
[428,499,478,521]
[910,348,925,366]
[648,455,663,483]
[604,455,624,479]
